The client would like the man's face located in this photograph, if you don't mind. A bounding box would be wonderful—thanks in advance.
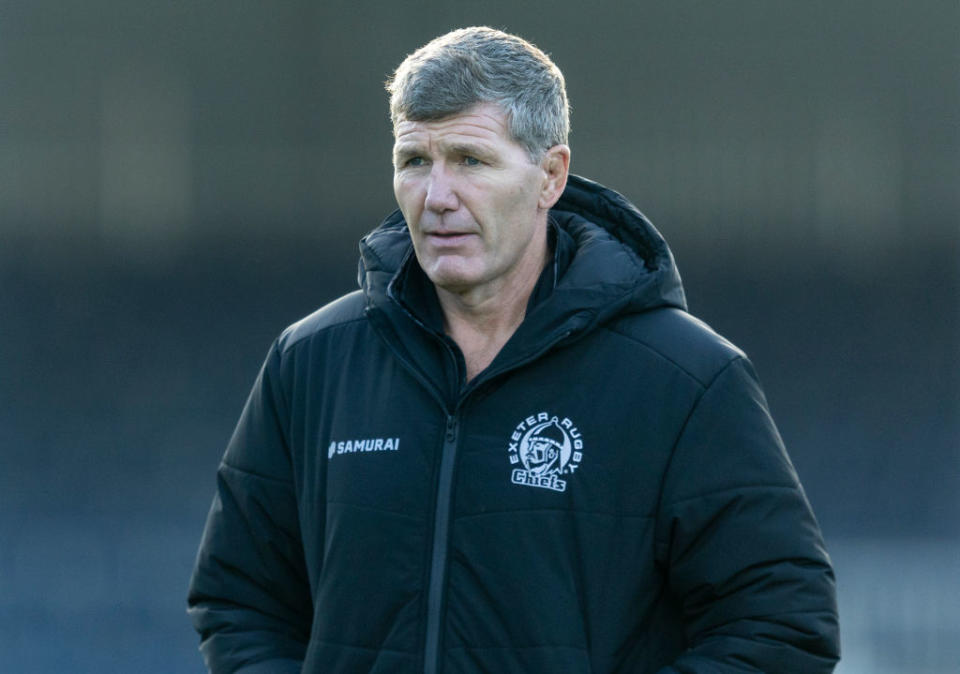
[392,103,549,299]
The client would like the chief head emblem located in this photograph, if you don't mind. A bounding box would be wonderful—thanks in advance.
[508,412,583,492]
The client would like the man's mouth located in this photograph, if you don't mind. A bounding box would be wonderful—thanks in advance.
[426,231,476,245]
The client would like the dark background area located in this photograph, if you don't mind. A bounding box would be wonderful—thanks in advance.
[1,2,957,672]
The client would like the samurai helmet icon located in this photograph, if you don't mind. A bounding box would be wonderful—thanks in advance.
[520,418,572,477]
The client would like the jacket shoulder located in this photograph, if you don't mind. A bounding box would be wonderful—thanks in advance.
[276,289,367,355]
[604,307,745,387]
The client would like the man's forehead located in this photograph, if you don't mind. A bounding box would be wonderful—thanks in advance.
[393,103,509,145]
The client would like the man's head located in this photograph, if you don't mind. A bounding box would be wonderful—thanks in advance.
[386,26,569,162]
[387,28,571,303]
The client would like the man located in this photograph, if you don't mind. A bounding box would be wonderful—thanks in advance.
[188,26,840,673]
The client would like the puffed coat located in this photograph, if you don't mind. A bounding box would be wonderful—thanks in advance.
[188,175,840,673]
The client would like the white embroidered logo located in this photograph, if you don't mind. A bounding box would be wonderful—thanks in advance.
[508,412,583,492]
[327,437,400,460]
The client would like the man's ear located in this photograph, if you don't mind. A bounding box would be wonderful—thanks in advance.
[538,144,571,210]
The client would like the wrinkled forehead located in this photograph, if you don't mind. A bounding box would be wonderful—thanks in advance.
[393,102,508,137]
[394,106,506,142]
[390,104,532,167]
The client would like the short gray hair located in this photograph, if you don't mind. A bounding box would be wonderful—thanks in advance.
[386,26,570,161]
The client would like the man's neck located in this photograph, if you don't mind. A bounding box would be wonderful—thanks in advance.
[436,242,549,383]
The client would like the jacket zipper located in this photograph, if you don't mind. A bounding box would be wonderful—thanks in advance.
[420,331,574,673]
[381,286,578,671]
[366,304,459,674]
[423,413,460,674]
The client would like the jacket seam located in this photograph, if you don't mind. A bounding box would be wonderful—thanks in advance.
[279,314,369,356]
[446,644,590,652]
[361,234,391,271]
[652,356,745,548]
[662,483,801,510]
[269,340,294,452]
[694,631,839,661]
[554,199,654,270]
[599,323,736,388]
[455,507,654,522]
[743,607,838,618]
[326,499,427,522]
[220,458,294,486]
[306,639,413,655]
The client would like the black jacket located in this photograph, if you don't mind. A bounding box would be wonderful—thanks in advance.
[188,175,840,673]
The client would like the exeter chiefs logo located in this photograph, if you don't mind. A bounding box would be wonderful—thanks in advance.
[508,412,583,493]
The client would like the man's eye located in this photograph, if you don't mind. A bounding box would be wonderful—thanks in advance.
[462,156,481,167]
[405,156,425,167]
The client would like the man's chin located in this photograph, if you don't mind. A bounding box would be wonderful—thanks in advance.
[424,267,486,296]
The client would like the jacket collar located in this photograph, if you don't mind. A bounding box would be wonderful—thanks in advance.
[359,174,685,319]
[357,174,687,395]
[387,219,577,336]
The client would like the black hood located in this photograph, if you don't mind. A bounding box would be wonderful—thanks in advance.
[358,174,686,343]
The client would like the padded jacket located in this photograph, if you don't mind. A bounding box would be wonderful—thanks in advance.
[187,175,840,673]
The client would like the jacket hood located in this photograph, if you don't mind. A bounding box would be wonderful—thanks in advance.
[358,174,686,342]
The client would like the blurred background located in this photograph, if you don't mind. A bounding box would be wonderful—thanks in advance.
[1,1,956,671]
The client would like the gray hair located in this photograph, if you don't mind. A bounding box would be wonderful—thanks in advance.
[386,26,570,161]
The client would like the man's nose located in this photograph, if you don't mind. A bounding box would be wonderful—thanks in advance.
[424,164,459,213]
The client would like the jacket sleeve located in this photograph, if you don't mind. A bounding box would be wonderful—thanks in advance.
[654,357,840,673]
[187,340,312,673]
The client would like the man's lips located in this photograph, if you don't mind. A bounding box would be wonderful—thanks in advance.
[424,231,477,246]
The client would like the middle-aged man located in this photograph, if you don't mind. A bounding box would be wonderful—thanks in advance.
[188,26,840,673]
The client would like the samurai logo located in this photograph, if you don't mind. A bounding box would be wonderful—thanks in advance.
[508,412,583,492]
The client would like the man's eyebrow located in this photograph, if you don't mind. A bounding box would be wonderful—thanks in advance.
[448,143,492,158]
[392,140,495,164]
[392,144,423,163]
